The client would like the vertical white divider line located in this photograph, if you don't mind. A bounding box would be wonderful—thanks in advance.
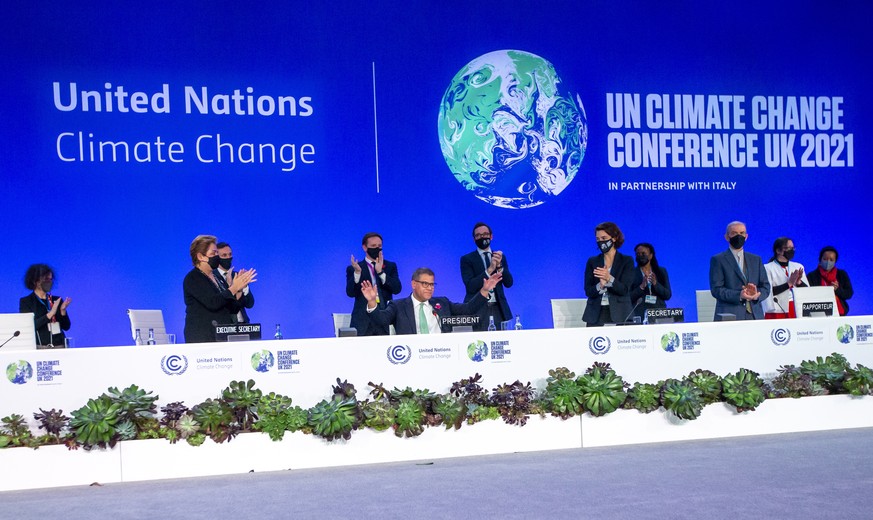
[372,62,381,194]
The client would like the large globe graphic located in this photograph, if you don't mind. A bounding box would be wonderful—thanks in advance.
[438,50,588,209]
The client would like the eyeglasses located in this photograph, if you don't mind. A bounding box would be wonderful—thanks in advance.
[413,280,436,289]
[474,233,492,239]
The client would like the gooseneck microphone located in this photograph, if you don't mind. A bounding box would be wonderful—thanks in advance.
[0,330,21,349]
[622,299,645,324]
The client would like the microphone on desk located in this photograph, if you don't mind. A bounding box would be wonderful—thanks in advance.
[0,330,21,349]
[621,299,645,324]
[774,297,788,314]
[212,320,219,327]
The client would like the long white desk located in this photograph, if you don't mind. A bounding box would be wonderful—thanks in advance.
[3,316,873,419]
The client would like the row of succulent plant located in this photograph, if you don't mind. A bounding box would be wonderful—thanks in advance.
[2,352,872,450]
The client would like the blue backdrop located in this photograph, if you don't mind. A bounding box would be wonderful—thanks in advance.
[2,1,870,346]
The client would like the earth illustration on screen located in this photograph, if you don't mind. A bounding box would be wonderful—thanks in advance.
[438,50,588,209]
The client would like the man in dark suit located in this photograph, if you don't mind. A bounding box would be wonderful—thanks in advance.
[362,267,502,335]
[346,232,402,335]
[214,242,255,324]
[709,221,771,320]
[460,222,514,331]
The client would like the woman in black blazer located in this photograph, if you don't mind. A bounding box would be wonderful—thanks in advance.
[183,235,257,343]
[19,263,71,347]
[629,242,672,322]
[582,222,635,326]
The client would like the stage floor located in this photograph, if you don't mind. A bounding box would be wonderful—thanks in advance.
[4,427,872,519]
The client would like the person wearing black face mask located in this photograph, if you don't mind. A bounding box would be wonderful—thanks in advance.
[629,243,672,321]
[806,246,853,316]
[19,263,72,348]
[762,237,809,319]
[582,222,635,326]
[346,232,402,335]
[183,235,257,343]
[460,222,514,330]
[709,221,770,321]
[213,242,255,324]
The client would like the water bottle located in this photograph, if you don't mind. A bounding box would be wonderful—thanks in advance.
[487,316,496,332]
[274,323,283,340]
[514,314,522,330]
[134,329,143,346]
[147,328,156,345]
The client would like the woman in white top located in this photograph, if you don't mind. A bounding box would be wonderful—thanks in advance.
[762,237,809,319]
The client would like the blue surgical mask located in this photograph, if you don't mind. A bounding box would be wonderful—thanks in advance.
[820,259,835,271]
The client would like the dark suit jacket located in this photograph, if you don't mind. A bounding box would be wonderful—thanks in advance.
[214,268,255,323]
[709,249,771,320]
[807,268,853,315]
[582,251,635,325]
[460,250,514,321]
[629,265,672,319]
[367,292,487,335]
[183,268,242,343]
[19,292,71,347]
[346,259,402,335]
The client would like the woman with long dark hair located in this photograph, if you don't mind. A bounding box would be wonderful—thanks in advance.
[629,243,672,322]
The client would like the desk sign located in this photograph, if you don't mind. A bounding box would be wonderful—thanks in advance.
[801,302,834,317]
[215,323,262,342]
[439,315,480,328]
[646,308,685,323]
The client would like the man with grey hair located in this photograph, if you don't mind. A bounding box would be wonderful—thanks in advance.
[709,221,770,320]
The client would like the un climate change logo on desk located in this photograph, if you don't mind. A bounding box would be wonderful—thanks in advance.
[160,355,188,375]
[467,340,489,362]
[771,328,791,346]
[837,325,855,344]
[438,50,588,209]
[387,345,411,365]
[589,336,611,355]
[251,350,275,373]
[6,360,33,384]
[661,332,680,353]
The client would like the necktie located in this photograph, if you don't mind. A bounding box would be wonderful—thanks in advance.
[368,262,381,304]
[483,252,491,270]
[418,302,430,334]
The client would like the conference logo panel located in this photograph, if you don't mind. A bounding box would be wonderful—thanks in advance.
[5,359,63,385]
[438,50,588,209]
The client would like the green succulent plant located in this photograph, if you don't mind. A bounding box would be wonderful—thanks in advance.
[576,363,628,417]
[432,394,466,430]
[136,417,162,439]
[799,353,850,393]
[308,396,360,441]
[163,427,179,444]
[253,392,298,441]
[722,368,767,412]
[393,397,425,438]
[70,396,121,449]
[116,419,137,441]
[33,408,70,438]
[0,413,36,448]
[467,404,500,424]
[361,400,396,432]
[186,432,207,447]
[843,364,873,396]
[624,382,661,414]
[543,367,584,419]
[103,384,158,430]
[192,398,233,443]
[685,369,723,405]
[221,379,263,430]
[177,414,200,440]
[660,379,704,420]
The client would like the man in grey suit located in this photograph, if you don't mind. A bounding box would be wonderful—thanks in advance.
[709,221,771,320]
